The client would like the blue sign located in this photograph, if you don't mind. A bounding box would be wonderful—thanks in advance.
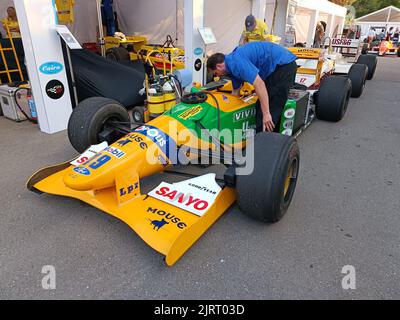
[73,167,91,176]
[194,47,204,56]
[39,62,63,75]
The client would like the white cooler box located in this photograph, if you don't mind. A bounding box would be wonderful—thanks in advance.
[0,84,27,122]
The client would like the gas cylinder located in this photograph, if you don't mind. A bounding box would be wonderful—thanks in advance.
[147,83,164,117]
[162,80,176,111]
[27,89,38,122]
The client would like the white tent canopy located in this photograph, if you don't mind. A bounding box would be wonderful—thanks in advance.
[1,0,252,54]
[356,6,400,23]
[265,0,346,47]
[355,6,400,38]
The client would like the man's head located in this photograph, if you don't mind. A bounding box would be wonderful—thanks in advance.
[245,15,256,32]
[207,53,227,77]
[7,7,16,19]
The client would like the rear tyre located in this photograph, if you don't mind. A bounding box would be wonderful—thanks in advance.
[316,76,351,122]
[68,97,130,153]
[397,47,400,57]
[361,43,369,54]
[106,46,130,61]
[356,54,377,80]
[236,132,300,223]
[348,64,368,98]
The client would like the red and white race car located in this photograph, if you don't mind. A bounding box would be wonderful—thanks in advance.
[369,40,400,57]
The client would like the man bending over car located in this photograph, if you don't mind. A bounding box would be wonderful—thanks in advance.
[207,41,297,133]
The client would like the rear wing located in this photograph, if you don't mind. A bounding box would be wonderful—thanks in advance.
[288,48,324,86]
[324,38,363,60]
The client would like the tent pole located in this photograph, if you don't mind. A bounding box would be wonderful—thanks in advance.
[386,7,392,26]
[96,0,106,57]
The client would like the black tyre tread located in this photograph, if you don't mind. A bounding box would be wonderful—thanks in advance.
[237,132,300,223]
[356,54,377,80]
[316,76,351,122]
[348,64,368,98]
[68,97,129,153]
[106,47,130,61]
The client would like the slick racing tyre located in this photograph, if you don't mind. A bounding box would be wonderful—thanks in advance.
[348,64,368,98]
[236,132,300,223]
[68,97,130,153]
[106,47,130,61]
[315,76,351,122]
[357,54,377,80]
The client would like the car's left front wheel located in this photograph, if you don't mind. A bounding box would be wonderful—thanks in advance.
[68,97,130,153]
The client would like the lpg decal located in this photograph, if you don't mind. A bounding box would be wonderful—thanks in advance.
[233,107,256,122]
[179,105,203,120]
[147,207,187,230]
[119,183,139,197]
[45,80,65,100]
[103,146,126,159]
[39,62,63,75]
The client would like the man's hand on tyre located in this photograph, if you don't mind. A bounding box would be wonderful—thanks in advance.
[263,112,275,132]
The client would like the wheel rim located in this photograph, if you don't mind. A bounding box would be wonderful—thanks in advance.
[283,158,299,204]
[133,111,142,122]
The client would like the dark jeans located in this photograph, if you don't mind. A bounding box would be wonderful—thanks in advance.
[256,61,297,133]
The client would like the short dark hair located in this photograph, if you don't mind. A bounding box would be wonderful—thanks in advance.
[207,53,225,70]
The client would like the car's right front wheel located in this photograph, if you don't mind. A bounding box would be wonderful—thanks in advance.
[236,132,300,223]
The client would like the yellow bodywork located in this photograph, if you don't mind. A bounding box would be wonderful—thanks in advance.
[104,35,148,53]
[28,113,238,266]
[105,36,185,72]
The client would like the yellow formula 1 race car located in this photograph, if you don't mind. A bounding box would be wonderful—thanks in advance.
[105,34,185,72]
[27,75,352,266]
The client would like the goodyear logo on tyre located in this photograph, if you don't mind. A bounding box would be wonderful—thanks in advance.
[179,105,203,120]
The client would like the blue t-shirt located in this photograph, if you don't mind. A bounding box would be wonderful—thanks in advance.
[225,42,297,89]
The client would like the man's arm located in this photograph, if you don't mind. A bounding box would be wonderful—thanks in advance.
[253,75,275,132]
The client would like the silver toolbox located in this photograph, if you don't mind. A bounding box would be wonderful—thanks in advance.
[0,84,27,122]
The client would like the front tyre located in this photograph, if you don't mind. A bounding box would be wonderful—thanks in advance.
[68,97,130,153]
[236,133,300,223]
